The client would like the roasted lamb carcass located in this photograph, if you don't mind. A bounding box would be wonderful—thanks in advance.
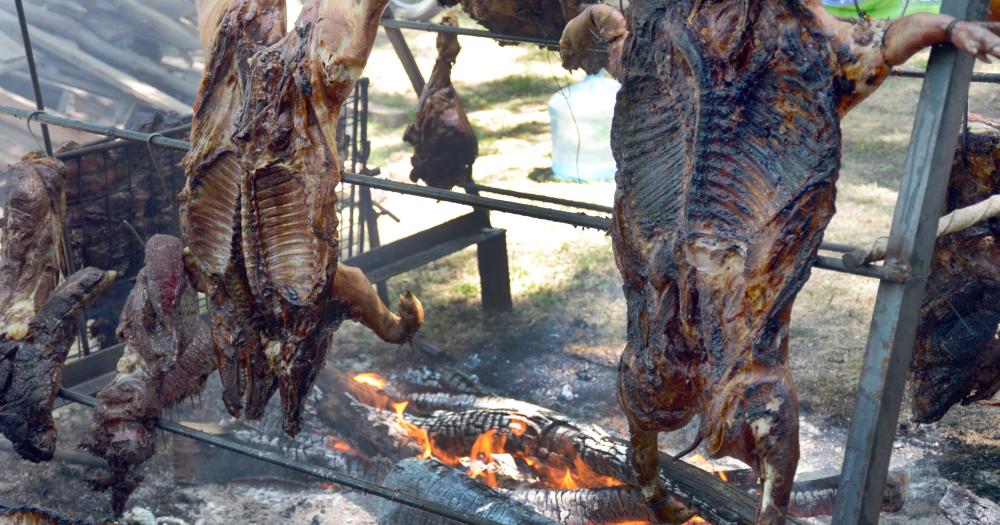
[81,235,215,515]
[0,154,116,462]
[183,0,423,435]
[440,0,607,73]
[911,116,1000,423]
[562,4,1000,524]
[403,16,478,190]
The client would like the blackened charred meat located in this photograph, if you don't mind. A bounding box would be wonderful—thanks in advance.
[911,116,1000,423]
[561,2,1000,523]
[82,235,215,515]
[0,154,115,462]
[0,267,115,462]
[183,0,423,435]
[403,16,478,190]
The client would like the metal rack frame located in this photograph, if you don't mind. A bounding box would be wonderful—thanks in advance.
[0,0,992,523]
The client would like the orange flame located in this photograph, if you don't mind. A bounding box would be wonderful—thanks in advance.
[509,418,528,437]
[327,437,357,454]
[683,518,707,524]
[468,430,508,488]
[353,372,387,389]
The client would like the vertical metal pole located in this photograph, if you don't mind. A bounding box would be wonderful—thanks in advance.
[382,7,426,96]
[477,231,513,311]
[14,0,53,155]
[832,0,985,522]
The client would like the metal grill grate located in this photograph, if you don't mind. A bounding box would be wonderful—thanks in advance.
[49,80,376,355]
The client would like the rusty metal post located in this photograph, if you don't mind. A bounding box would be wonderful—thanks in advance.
[832,0,986,522]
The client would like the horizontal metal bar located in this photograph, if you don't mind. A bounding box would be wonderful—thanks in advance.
[0,104,189,151]
[814,255,908,283]
[377,22,999,85]
[381,18,575,49]
[818,241,861,253]
[342,174,612,230]
[0,105,897,281]
[892,67,1000,84]
[464,183,614,213]
[57,388,507,525]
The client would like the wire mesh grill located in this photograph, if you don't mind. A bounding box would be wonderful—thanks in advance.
[48,79,375,355]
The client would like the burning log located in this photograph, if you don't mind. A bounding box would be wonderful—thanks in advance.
[506,486,655,525]
[378,459,558,525]
[318,373,906,524]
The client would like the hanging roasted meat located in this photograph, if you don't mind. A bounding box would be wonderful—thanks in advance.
[81,235,215,515]
[0,154,116,462]
[0,153,67,340]
[562,4,1000,524]
[439,0,607,73]
[403,16,478,190]
[0,268,115,462]
[911,116,1000,423]
[183,0,424,435]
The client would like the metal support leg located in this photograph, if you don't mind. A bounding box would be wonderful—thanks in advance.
[476,230,513,311]
[382,7,426,96]
[832,0,985,522]
[14,0,52,155]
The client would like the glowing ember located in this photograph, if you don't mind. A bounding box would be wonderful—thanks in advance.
[327,437,357,454]
[683,518,707,524]
[509,418,528,437]
[318,484,339,490]
[352,372,387,389]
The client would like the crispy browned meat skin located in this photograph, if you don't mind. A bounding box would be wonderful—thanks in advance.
[0,267,115,462]
[440,0,607,73]
[562,2,1000,523]
[0,153,66,340]
[183,0,423,435]
[403,16,478,190]
[81,235,215,515]
[911,116,1000,423]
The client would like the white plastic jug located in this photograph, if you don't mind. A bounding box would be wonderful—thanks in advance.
[548,73,620,182]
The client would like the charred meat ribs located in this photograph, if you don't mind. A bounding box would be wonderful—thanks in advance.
[82,235,215,515]
[183,0,423,435]
[562,3,1000,523]
[403,16,478,190]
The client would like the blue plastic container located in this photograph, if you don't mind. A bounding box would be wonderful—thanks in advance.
[548,74,620,182]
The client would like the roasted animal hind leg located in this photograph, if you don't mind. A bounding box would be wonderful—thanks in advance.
[331,264,424,344]
[628,424,694,524]
[706,369,800,525]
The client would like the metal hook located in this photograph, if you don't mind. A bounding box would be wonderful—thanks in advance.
[25,110,45,153]
[144,132,171,196]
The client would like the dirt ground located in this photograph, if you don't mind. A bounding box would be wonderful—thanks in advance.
[1,8,1000,524]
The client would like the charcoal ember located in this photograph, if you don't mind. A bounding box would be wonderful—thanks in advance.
[403,16,478,190]
[81,235,214,515]
[182,0,423,435]
[0,505,109,525]
[911,116,1000,423]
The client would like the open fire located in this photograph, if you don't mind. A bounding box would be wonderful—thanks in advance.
[350,372,732,525]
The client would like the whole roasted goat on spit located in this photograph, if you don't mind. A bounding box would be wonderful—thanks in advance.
[403,16,479,190]
[82,235,216,515]
[183,0,424,436]
[561,3,1000,524]
[0,153,115,462]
